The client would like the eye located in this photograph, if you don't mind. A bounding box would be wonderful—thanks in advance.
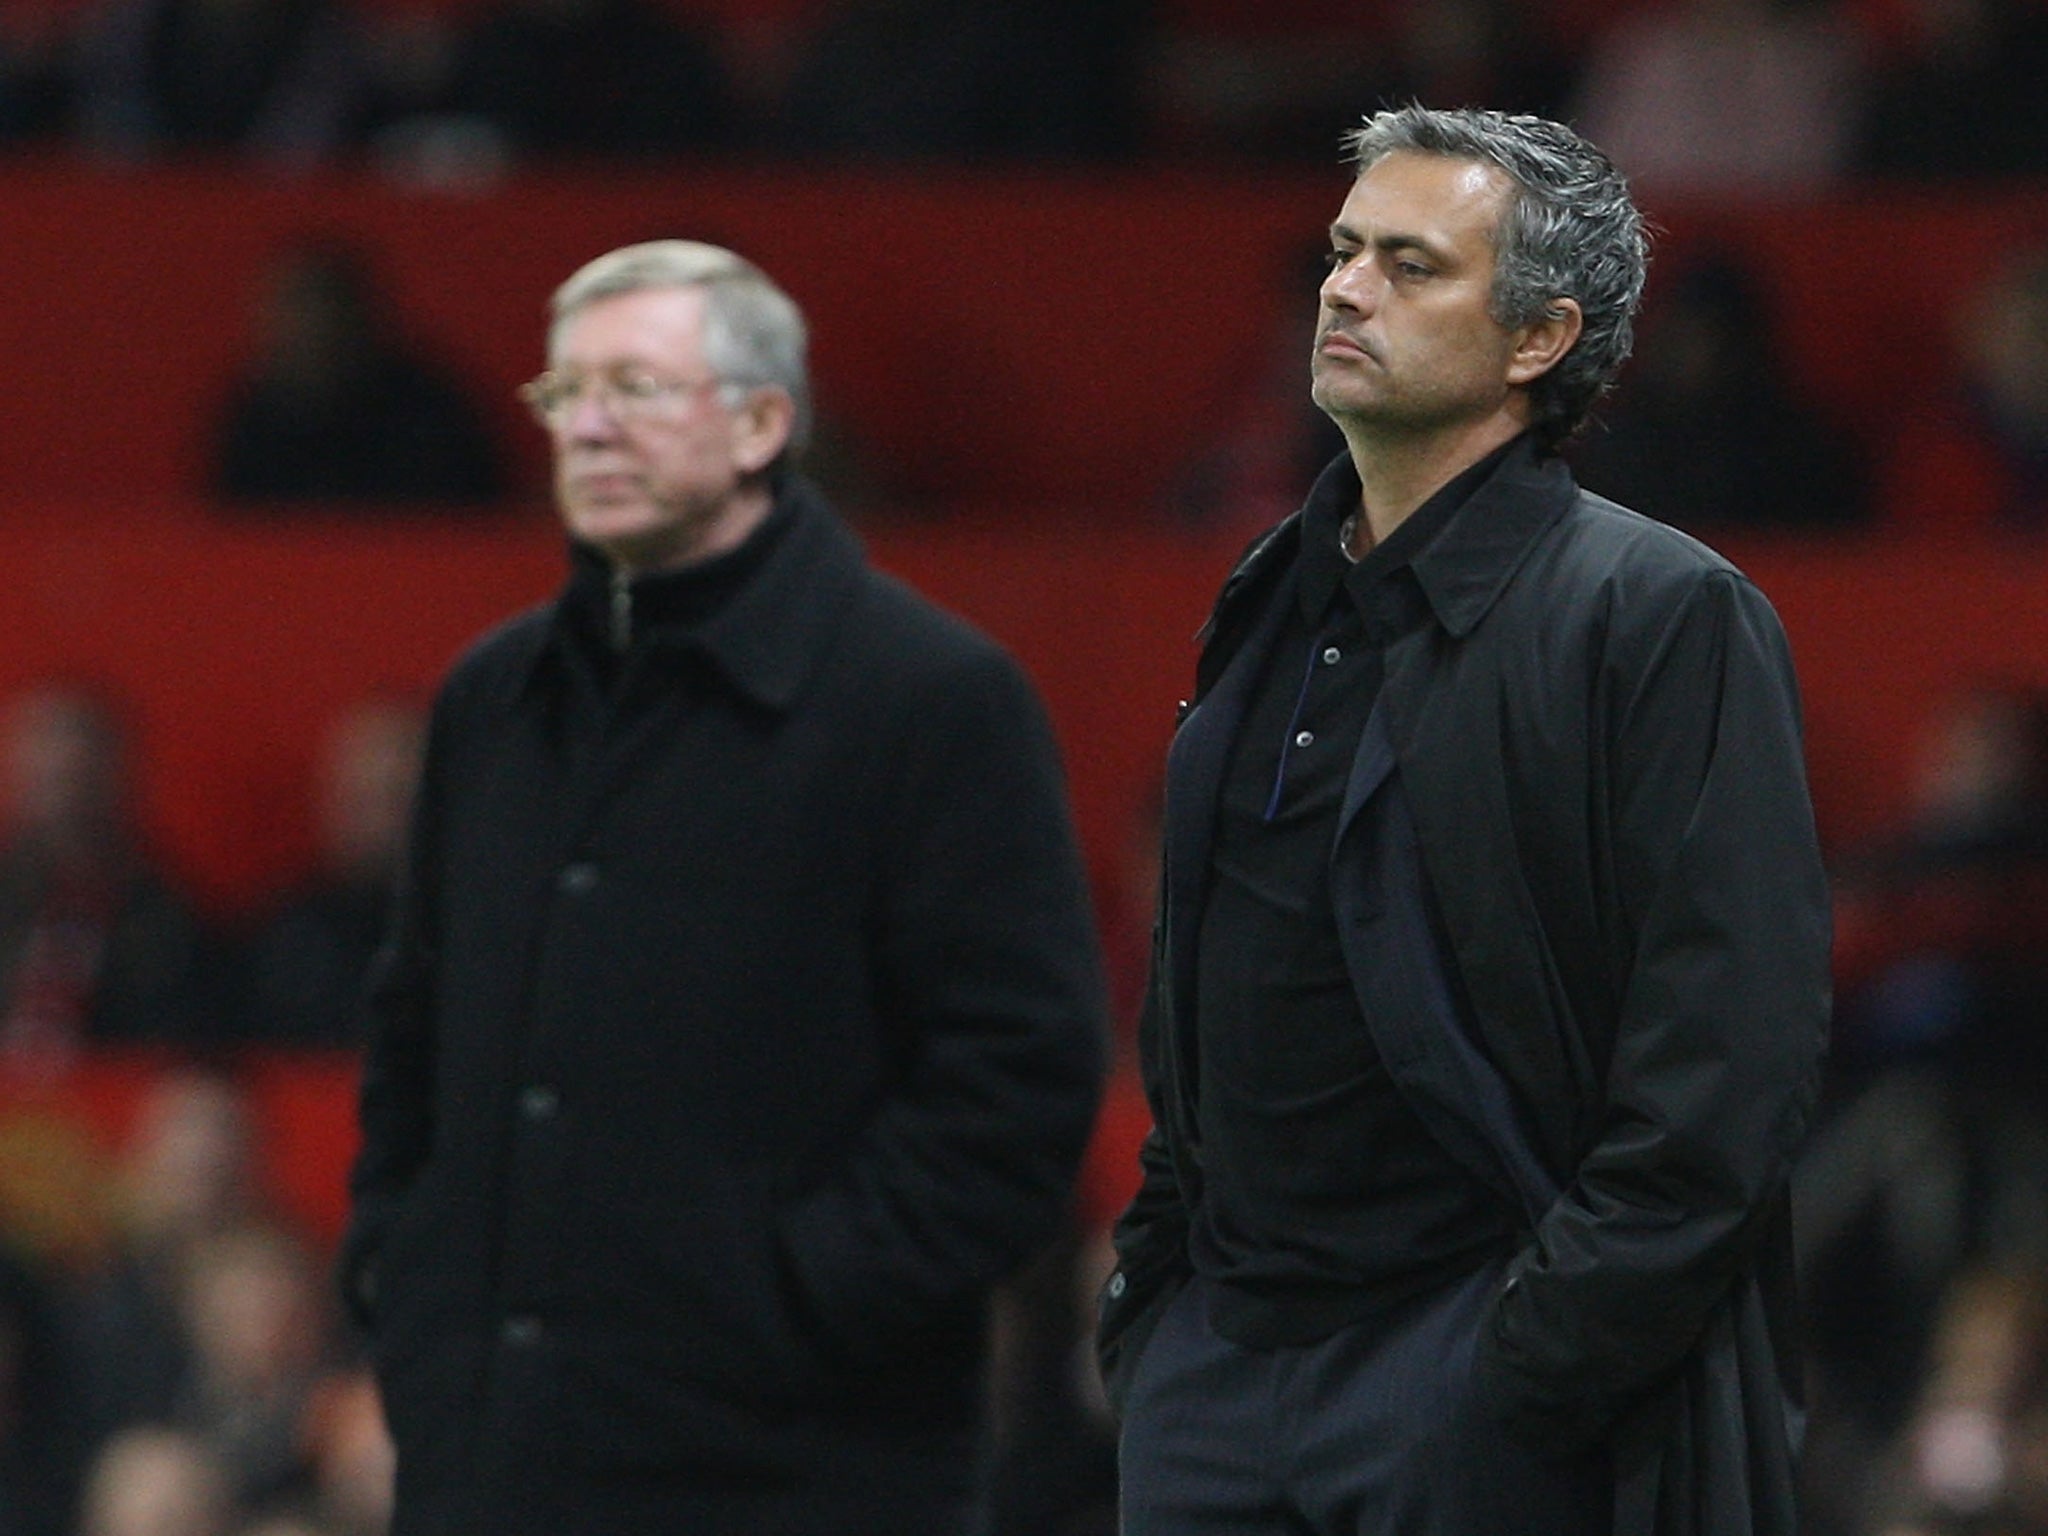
[1323,248,1356,272]
[612,371,667,401]
[541,374,589,409]
[1393,258,1434,280]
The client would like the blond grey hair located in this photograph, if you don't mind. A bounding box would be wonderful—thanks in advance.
[549,240,813,460]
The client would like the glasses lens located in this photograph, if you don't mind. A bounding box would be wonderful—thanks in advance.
[524,372,721,425]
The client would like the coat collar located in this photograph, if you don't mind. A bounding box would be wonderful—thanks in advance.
[1205,435,1578,658]
[523,475,865,714]
[1406,436,1578,639]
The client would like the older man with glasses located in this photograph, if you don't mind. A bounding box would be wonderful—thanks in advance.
[342,240,1107,1536]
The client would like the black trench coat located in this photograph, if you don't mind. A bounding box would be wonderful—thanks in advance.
[1102,444,1832,1536]
[345,481,1106,1533]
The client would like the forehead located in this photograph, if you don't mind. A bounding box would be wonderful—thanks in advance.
[551,285,709,367]
[1335,151,1513,254]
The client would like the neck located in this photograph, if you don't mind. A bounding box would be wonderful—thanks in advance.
[1341,413,1525,546]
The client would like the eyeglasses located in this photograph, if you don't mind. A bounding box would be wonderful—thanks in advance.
[519,367,729,427]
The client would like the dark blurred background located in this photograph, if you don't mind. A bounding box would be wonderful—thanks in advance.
[1,1,2047,1532]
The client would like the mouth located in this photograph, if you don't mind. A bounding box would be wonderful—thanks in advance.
[568,469,641,499]
[1316,329,1375,362]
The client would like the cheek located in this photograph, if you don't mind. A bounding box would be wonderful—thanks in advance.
[1432,313,1513,376]
[653,432,739,490]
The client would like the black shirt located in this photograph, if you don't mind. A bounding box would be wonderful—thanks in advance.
[1190,444,1520,1348]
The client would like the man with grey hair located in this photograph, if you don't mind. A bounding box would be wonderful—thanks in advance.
[1099,108,1830,1534]
[343,240,1106,1535]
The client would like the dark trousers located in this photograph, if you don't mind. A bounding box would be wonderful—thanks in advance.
[499,1469,977,1536]
[398,1418,980,1536]
[1118,1269,1611,1536]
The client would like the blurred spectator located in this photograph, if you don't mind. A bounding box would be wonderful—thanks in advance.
[780,0,1147,160]
[212,240,510,509]
[240,698,422,1047]
[295,1367,393,1536]
[59,1086,379,1528]
[81,1425,237,1536]
[1864,1267,2048,1532]
[0,6,72,142]
[171,1222,335,1509]
[1828,685,2048,1087]
[1568,246,1872,532]
[1880,242,2048,539]
[237,1517,331,1536]
[0,685,215,1066]
[1571,0,1866,194]
[1348,0,1578,128]
[347,8,471,179]
[1797,685,2048,1525]
[1143,7,1376,160]
[0,1239,87,1536]
[416,0,739,163]
[68,1068,267,1444]
[1854,0,2048,181]
[71,0,367,168]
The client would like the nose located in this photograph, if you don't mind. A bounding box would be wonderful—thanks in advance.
[1321,253,1382,316]
[562,384,622,441]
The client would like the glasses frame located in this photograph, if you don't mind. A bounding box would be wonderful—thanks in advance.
[518,368,738,429]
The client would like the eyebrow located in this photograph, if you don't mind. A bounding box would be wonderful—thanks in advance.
[547,353,664,374]
[1328,221,1457,266]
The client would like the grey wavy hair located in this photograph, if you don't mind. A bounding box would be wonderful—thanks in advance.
[1343,106,1649,454]
[548,239,813,461]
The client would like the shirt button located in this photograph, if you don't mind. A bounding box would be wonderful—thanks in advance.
[558,862,598,895]
[503,1315,543,1348]
[1294,730,1315,748]
[1322,646,1342,664]
[1107,1272,1127,1299]
[519,1085,560,1121]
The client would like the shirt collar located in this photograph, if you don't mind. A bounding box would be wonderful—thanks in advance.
[1295,436,1521,631]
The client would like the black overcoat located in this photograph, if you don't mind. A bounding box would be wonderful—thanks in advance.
[345,481,1106,1532]
[1102,446,1832,1535]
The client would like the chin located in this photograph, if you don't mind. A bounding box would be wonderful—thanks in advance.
[1311,384,1375,424]
[567,504,660,543]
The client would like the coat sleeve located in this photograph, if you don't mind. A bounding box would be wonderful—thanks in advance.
[339,694,450,1331]
[1096,950,1194,1416]
[774,643,1108,1370]
[1472,568,1832,1451]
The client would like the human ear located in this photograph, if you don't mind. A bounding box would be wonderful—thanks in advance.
[1505,297,1584,387]
[730,387,796,476]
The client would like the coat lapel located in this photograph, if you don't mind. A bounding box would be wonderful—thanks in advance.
[1163,562,1299,1044]
[1335,691,1398,843]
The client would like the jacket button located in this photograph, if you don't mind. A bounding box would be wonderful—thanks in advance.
[1107,1272,1127,1299]
[519,1085,560,1121]
[558,862,599,895]
[502,1315,543,1348]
